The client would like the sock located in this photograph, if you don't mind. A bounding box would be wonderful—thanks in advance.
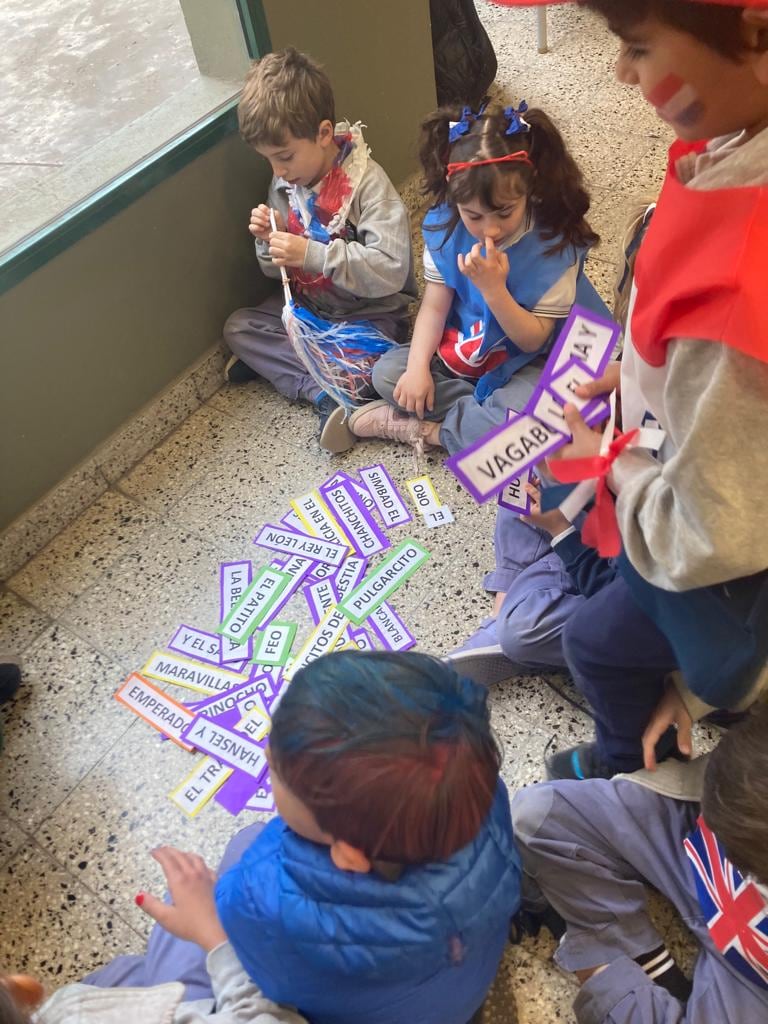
[635,945,692,1002]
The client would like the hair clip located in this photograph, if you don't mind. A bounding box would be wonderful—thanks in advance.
[448,106,473,144]
[504,101,530,136]
[447,102,490,144]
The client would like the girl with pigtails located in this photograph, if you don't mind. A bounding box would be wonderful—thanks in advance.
[349,100,608,453]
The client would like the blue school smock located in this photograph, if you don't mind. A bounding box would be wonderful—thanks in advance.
[423,205,605,400]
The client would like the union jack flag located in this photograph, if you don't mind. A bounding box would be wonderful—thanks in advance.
[684,816,768,991]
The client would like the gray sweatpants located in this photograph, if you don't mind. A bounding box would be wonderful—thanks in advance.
[224,293,407,405]
[370,344,546,455]
[511,779,768,1023]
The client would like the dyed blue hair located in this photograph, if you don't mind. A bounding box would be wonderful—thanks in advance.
[270,651,501,863]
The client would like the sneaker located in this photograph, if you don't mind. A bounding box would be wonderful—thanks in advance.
[315,396,356,454]
[445,618,525,686]
[0,663,21,705]
[509,904,566,945]
[225,355,261,384]
[545,741,616,782]
[348,400,435,450]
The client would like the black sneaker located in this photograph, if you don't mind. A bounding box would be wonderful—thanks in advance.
[0,663,21,705]
[224,355,261,384]
[315,396,355,454]
[546,741,616,782]
[509,904,566,944]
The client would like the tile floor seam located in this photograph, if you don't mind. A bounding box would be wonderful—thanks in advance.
[47,610,135,675]
[28,717,143,833]
[1,588,54,650]
[24,832,150,945]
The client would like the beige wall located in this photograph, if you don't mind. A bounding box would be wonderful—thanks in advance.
[0,0,435,530]
[265,0,436,185]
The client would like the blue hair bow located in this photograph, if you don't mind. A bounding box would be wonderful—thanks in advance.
[504,101,530,136]
[448,101,489,144]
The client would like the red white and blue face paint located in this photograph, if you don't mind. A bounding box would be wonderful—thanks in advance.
[647,74,705,129]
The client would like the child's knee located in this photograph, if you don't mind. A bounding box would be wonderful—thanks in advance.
[223,308,251,348]
[372,347,404,398]
[497,614,547,664]
[511,784,557,848]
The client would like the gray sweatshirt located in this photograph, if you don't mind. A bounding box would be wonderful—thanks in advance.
[256,122,417,322]
[35,942,307,1024]
[612,126,768,593]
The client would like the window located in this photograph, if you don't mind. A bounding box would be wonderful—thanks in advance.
[0,0,268,291]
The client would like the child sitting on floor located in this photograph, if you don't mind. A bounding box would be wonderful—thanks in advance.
[492,0,768,782]
[512,701,768,1022]
[215,650,521,1024]
[223,48,417,453]
[348,100,607,454]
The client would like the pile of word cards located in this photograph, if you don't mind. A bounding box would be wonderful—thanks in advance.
[447,305,622,507]
[114,463,454,820]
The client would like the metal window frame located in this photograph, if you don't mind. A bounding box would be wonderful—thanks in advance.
[0,0,270,297]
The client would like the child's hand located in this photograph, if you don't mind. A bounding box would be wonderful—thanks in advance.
[393,366,435,419]
[641,682,693,771]
[135,847,227,953]
[548,405,603,466]
[249,205,284,242]
[269,231,309,268]
[574,361,621,401]
[457,237,509,297]
[521,477,572,536]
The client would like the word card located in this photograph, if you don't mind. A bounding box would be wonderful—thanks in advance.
[115,673,195,750]
[169,757,233,817]
[320,478,389,557]
[338,539,430,625]
[304,577,338,624]
[291,490,351,549]
[498,469,533,515]
[284,607,351,681]
[218,567,291,643]
[359,464,412,528]
[447,306,621,503]
[253,524,347,567]
[169,625,222,666]
[182,716,268,781]
[252,622,297,667]
[331,556,368,599]
[219,561,253,665]
[406,475,454,529]
[367,602,416,651]
[142,650,250,695]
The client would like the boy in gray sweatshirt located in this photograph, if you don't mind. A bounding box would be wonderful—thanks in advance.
[223,48,417,452]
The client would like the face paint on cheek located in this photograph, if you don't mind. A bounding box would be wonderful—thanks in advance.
[647,73,704,128]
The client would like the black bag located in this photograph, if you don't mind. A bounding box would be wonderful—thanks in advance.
[429,0,498,108]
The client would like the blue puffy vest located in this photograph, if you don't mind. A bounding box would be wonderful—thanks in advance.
[215,782,521,1024]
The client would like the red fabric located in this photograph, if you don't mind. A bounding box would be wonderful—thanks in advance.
[631,139,768,367]
[549,429,640,557]
[485,1,768,7]
[437,325,508,379]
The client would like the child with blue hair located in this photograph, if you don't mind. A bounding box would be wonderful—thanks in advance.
[215,650,521,1024]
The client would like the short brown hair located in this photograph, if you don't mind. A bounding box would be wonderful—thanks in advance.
[238,47,335,148]
[701,701,768,883]
[581,1,749,59]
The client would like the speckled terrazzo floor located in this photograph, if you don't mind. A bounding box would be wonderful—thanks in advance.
[0,5,716,1021]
